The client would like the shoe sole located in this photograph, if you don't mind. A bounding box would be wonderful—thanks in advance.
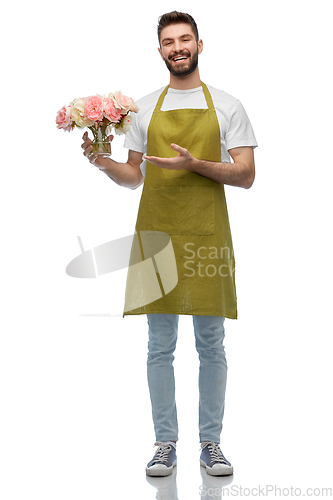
[146,459,177,477]
[200,459,233,476]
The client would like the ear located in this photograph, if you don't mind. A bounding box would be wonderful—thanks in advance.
[158,47,165,61]
[198,39,203,55]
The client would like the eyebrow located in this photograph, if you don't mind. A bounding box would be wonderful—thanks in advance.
[161,33,194,44]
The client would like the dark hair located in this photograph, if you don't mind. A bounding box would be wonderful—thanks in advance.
[157,11,199,45]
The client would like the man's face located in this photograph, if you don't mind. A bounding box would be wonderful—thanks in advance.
[158,23,203,78]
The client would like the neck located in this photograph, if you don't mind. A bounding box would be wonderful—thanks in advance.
[169,68,202,90]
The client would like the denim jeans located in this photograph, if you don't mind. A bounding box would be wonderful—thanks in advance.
[146,314,227,444]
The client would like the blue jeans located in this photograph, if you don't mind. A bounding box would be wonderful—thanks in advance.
[146,314,227,444]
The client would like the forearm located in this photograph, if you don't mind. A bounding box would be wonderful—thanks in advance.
[191,158,255,189]
[96,157,143,189]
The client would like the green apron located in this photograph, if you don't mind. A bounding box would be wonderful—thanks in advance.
[123,82,237,319]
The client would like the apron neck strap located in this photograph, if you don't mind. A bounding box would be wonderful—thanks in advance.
[154,82,214,111]
[201,82,214,110]
[155,85,169,111]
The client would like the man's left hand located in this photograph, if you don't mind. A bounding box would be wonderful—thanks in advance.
[144,143,196,171]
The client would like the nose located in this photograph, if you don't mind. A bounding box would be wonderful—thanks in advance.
[174,39,184,52]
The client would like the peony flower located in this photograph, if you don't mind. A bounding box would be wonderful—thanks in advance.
[70,98,94,128]
[56,90,137,137]
[115,114,133,135]
[85,95,104,121]
[114,91,139,113]
[107,93,121,107]
[103,97,123,123]
[56,105,73,131]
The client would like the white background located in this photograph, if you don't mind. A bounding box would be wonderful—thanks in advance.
[1,0,332,498]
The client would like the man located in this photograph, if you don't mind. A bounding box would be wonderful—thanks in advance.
[81,11,258,477]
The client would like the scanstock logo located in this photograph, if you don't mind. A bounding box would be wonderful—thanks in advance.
[66,231,178,313]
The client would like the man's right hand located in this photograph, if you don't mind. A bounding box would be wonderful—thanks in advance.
[81,131,114,167]
[80,131,144,189]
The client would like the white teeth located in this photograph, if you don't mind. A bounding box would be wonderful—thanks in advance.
[174,57,187,61]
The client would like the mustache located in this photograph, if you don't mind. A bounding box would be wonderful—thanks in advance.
[168,50,191,61]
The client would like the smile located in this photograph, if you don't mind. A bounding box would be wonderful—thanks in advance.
[172,56,189,63]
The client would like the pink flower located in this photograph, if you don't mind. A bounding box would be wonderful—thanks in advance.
[85,95,104,121]
[103,97,123,123]
[56,105,72,131]
[114,91,139,113]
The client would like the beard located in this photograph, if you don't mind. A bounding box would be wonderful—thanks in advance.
[163,47,199,77]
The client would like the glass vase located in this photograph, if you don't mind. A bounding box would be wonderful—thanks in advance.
[88,123,111,157]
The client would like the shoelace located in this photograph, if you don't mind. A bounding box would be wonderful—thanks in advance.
[200,442,228,464]
[151,441,173,464]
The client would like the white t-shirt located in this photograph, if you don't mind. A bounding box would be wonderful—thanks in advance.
[124,84,258,176]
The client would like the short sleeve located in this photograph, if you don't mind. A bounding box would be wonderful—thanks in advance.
[123,110,145,153]
[226,100,258,151]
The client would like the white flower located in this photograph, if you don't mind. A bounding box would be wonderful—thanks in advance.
[115,114,133,135]
[70,98,94,128]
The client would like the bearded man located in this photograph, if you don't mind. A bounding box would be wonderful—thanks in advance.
[82,10,258,477]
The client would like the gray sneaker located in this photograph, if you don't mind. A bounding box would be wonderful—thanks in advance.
[146,441,177,477]
[200,442,233,476]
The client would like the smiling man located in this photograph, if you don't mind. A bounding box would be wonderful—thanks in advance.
[81,10,258,478]
[159,26,200,77]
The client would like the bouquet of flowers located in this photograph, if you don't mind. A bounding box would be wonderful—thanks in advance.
[56,91,139,155]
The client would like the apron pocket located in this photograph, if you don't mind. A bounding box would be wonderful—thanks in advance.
[148,186,215,235]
